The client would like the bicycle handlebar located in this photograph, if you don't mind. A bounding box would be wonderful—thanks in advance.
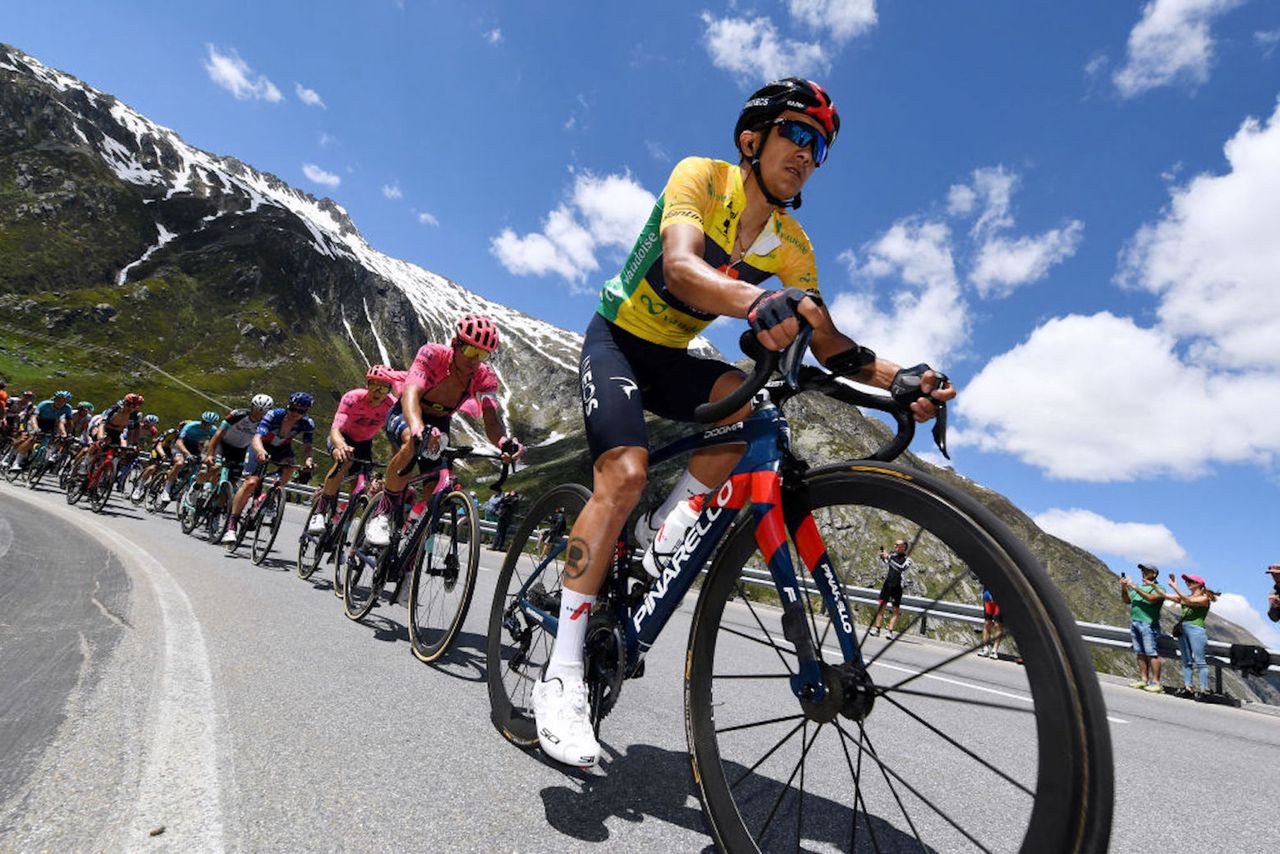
[397,438,517,490]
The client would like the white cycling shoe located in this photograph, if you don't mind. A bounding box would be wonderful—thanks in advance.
[364,513,392,547]
[532,676,600,768]
[220,526,238,544]
[306,513,327,534]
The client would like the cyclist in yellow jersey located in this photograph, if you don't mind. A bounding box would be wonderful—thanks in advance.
[533,78,956,768]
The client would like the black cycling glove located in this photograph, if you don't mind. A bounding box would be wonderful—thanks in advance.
[747,287,821,334]
[889,364,950,407]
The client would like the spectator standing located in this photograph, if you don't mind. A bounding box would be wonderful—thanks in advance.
[1266,565,1280,623]
[870,539,913,639]
[493,491,519,551]
[978,585,1003,658]
[1167,573,1219,698]
[483,491,502,522]
[1120,564,1166,692]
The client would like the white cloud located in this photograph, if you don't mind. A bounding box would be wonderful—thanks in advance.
[1256,29,1280,57]
[946,183,976,216]
[417,211,439,227]
[1119,100,1280,367]
[1212,593,1280,648]
[700,12,829,80]
[829,220,969,367]
[484,28,504,44]
[970,221,1084,297]
[1113,0,1246,98]
[1083,53,1109,78]
[382,182,403,200]
[957,312,1280,481]
[294,82,325,108]
[1032,507,1188,565]
[787,0,877,43]
[203,45,283,103]
[490,171,656,286]
[302,163,341,188]
[645,140,670,162]
[318,131,335,146]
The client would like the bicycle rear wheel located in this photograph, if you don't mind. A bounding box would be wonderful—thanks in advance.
[251,487,286,566]
[408,490,480,663]
[343,504,387,620]
[685,463,1113,854]
[178,483,200,534]
[26,449,49,489]
[331,496,368,597]
[206,481,232,542]
[88,472,113,513]
[297,498,326,579]
[486,483,591,747]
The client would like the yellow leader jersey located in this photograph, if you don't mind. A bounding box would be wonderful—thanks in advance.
[596,157,820,349]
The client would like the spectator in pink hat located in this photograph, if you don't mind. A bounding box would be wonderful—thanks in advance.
[1167,572,1220,698]
[1266,565,1280,623]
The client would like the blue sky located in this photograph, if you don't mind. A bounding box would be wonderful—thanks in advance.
[6,1,1280,642]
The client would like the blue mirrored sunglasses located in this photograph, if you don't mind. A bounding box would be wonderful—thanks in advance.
[773,118,829,167]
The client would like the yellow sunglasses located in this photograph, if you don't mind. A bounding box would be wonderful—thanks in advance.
[459,343,493,361]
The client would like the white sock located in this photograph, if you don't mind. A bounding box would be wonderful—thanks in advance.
[545,588,596,682]
[655,470,713,522]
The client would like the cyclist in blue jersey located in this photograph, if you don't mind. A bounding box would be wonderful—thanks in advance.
[221,392,316,543]
[9,390,73,471]
[157,411,221,507]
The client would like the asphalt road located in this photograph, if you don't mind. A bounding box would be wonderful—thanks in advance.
[1,478,1276,852]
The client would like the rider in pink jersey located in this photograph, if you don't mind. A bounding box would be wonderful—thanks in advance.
[307,365,398,533]
[362,314,524,547]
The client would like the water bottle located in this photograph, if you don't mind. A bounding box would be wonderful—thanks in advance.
[642,496,702,579]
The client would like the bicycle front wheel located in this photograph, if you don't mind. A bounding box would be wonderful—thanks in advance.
[251,487,286,566]
[486,482,591,747]
[407,490,480,663]
[685,463,1113,854]
[297,498,326,579]
[331,496,368,598]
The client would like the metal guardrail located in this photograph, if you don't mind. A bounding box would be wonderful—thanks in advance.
[736,567,1280,687]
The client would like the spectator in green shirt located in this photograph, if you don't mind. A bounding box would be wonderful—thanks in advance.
[1120,563,1165,693]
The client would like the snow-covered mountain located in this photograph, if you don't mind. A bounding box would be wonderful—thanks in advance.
[0,42,581,447]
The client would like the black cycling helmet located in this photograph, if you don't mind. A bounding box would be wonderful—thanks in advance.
[734,78,840,210]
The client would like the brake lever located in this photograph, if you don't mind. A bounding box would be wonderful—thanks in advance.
[931,403,950,460]
[779,325,813,390]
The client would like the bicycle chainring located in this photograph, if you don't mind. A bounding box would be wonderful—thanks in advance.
[584,611,625,726]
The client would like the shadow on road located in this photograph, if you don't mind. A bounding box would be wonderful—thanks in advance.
[538,742,933,852]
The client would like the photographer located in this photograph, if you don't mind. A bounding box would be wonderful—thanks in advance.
[869,539,913,639]
[1266,565,1280,623]
[1120,564,1165,692]
[1167,573,1220,698]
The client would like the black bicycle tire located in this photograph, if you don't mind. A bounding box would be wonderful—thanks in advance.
[343,503,384,621]
[26,450,48,489]
[251,487,285,566]
[331,495,367,597]
[89,466,114,514]
[684,464,1114,854]
[297,498,325,579]
[407,490,481,663]
[179,482,201,534]
[486,482,592,747]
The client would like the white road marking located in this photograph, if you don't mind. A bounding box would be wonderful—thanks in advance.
[5,490,225,846]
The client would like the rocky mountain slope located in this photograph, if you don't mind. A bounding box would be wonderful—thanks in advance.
[1,43,1272,702]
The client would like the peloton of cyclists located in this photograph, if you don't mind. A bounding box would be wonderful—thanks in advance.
[364,314,525,548]
[220,392,316,543]
[73,392,145,474]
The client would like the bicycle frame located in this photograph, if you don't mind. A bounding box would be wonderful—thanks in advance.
[521,400,858,705]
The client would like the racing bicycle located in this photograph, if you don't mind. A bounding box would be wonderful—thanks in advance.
[485,330,1113,853]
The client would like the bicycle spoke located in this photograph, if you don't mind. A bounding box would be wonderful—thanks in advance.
[877,692,1034,797]
[877,685,1035,715]
[734,578,797,675]
[757,721,822,844]
[730,718,806,789]
[844,721,992,853]
[837,722,925,852]
[881,642,987,693]
[718,624,798,663]
[716,713,807,736]
[835,712,881,854]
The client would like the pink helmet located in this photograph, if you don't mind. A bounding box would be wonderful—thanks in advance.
[366,364,397,384]
[455,313,499,352]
